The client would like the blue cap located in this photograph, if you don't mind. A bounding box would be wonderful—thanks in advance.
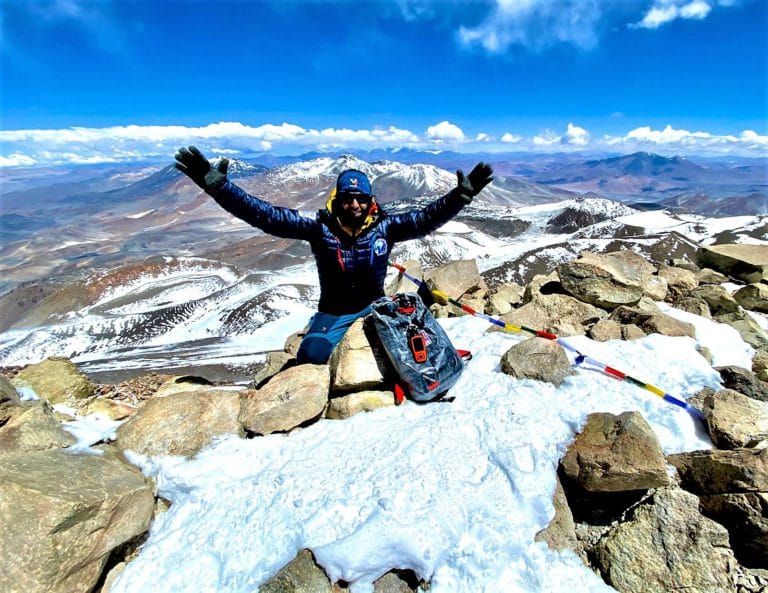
[336,169,371,196]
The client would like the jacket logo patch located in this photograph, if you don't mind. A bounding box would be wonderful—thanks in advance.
[373,238,388,256]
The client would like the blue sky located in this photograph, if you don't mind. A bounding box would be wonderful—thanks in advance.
[1,0,766,166]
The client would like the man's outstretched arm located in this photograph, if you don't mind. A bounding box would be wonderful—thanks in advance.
[387,162,494,242]
[174,146,315,239]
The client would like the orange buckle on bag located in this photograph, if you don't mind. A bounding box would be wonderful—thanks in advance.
[409,334,428,363]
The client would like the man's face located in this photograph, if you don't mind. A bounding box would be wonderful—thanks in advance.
[337,192,370,226]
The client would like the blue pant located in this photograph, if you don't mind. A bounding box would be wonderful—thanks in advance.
[296,306,372,364]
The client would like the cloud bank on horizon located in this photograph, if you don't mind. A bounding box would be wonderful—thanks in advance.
[1,121,765,167]
[1,0,765,167]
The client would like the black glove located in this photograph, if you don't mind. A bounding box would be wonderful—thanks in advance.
[174,145,228,192]
[456,162,494,203]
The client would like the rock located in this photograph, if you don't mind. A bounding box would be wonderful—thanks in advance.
[609,306,696,338]
[691,284,741,315]
[557,250,664,310]
[0,449,154,593]
[621,324,647,341]
[326,390,395,419]
[329,318,386,393]
[253,351,295,389]
[500,337,573,386]
[284,330,305,357]
[560,412,668,493]
[699,492,768,569]
[501,294,606,337]
[594,488,738,593]
[752,349,768,380]
[697,243,768,283]
[696,267,729,285]
[715,311,768,350]
[670,448,768,571]
[700,389,768,448]
[0,398,75,453]
[153,375,214,398]
[668,448,768,494]
[85,398,137,421]
[385,259,423,295]
[424,259,483,301]
[240,364,330,435]
[0,375,20,403]
[535,476,577,552]
[259,549,333,593]
[116,389,243,458]
[657,263,699,294]
[523,271,564,303]
[717,365,768,403]
[589,319,623,341]
[671,295,712,318]
[670,257,700,272]
[485,282,524,316]
[11,357,94,405]
[736,566,768,593]
[372,571,418,593]
[734,283,768,313]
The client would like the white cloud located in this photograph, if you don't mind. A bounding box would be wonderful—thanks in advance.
[458,0,602,53]
[564,123,590,146]
[425,121,465,143]
[500,132,522,144]
[1,120,765,167]
[632,0,714,29]
[532,129,562,146]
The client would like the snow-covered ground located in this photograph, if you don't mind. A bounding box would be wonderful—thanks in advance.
[57,305,750,593]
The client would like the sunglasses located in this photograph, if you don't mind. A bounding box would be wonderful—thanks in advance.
[337,192,371,205]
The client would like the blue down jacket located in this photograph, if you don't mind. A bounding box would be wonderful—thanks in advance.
[209,181,468,315]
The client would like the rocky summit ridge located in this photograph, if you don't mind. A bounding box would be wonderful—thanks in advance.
[2,244,768,593]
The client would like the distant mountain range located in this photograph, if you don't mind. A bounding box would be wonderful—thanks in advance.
[0,150,765,295]
[1,149,766,379]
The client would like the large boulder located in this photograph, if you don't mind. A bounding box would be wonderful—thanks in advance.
[240,364,330,435]
[657,264,698,294]
[609,306,696,338]
[594,488,738,593]
[557,250,666,310]
[485,282,524,316]
[0,449,154,593]
[11,357,94,405]
[699,389,768,448]
[690,284,740,315]
[0,399,75,454]
[668,447,768,496]
[501,294,606,337]
[116,389,243,458]
[669,448,768,570]
[716,365,768,403]
[560,412,668,493]
[424,259,483,300]
[734,283,768,313]
[329,318,386,393]
[253,351,295,388]
[500,337,573,386]
[697,244,768,284]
